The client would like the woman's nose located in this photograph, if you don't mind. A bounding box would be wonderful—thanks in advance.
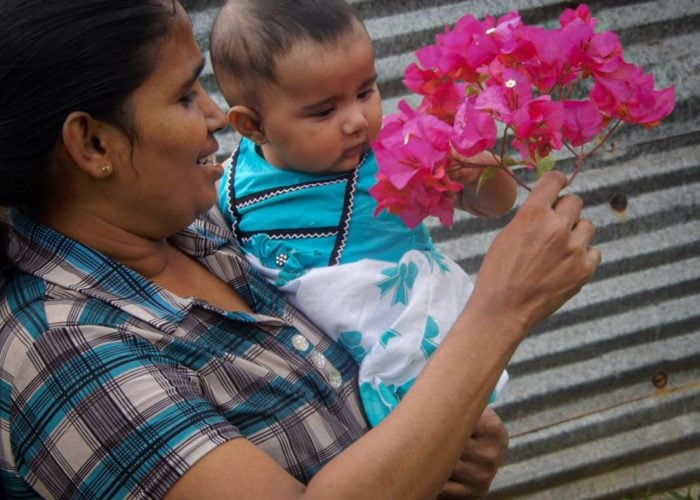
[203,93,227,133]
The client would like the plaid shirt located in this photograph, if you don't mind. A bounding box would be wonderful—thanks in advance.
[0,208,368,499]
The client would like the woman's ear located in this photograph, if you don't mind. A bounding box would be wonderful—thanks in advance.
[228,106,267,145]
[61,111,115,178]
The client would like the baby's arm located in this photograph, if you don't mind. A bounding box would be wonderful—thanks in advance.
[449,151,518,217]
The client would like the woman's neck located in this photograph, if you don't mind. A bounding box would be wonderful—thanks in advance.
[36,202,172,280]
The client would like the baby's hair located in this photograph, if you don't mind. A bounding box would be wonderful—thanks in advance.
[210,0,364,107]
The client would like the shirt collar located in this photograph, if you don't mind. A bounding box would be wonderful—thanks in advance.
[7,208,237,333]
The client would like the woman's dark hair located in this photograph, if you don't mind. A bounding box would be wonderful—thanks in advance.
[0,0,178,271]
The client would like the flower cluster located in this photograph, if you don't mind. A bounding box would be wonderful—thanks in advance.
[370,4,675,228]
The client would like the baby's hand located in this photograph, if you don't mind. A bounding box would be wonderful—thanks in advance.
[449,151,517,217]
[448,151,494,187]
[438,407,509,499]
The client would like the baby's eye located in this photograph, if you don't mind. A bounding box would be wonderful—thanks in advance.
[358,88,375,100]
[313,107,335,118]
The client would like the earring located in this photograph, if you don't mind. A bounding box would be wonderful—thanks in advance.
[99,164,112,174]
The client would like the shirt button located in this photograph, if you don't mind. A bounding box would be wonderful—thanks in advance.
[291,334,310,352]
[310,351,327,369]
[275,253,289,267]
[328,370,343,388]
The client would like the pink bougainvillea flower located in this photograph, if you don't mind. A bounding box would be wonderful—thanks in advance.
[372,4,676,228]
[402,112,453,152]
[396,98,418,120]
[451,100,498,158]
[474,86,513,122]
[591,61,676,126]
[562,100,605,146]
[516,25,570,92]
[415,80,464,124]
[371,104,463,227]
[586,31,624,74]
[373,102,415,148]
[415,44,443,70]
[404,63,444,96]
[557,18,595,77]
[373,133,445,190]
[434,13,502,82]
[413,160,463,226]
[634,85,675,128]
[370,149,460,228]
[373,108,454,188]
[373,118,405,153]
[491,13,537,66]
[370,174,425,228]
[511,96,565,164]
[479,69,533,122]
[560,4,596,30]
[485,11,523,44]
[463,32,500,69]
[371,173,458,228]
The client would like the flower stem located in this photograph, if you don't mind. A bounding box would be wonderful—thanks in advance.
[587,119,623,157]
[503,165,532,191]
[448,158,533,192]
[566,119,623,186]
[489,151,532,191]
[567,155,586,186]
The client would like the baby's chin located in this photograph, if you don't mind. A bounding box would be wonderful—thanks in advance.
[337,152,369,172]
[301,156,365,175]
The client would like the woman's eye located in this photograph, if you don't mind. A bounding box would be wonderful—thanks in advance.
[180,91,198,105]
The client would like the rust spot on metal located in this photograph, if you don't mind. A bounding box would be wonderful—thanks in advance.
[609,193,628,213]
[652,371,668,389]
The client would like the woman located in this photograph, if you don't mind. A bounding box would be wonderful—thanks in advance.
[0,1,600,498]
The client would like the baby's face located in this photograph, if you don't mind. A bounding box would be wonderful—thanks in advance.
[256,23,382,174]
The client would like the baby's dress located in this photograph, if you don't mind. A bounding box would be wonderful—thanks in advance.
[219,138,508,426]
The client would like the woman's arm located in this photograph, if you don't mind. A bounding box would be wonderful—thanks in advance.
[166,172,600,500]
[166,409,508,500]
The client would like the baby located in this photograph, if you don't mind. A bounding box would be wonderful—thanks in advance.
[210,0,516,426]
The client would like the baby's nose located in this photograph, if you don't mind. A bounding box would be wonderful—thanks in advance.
[342,108,369,135]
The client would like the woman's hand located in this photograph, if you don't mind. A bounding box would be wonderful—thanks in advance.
[438,407,509,499]
[468,171,601,335]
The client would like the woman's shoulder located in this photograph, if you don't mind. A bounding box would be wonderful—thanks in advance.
[0,271,88,383]
[0,270,130,349]
[1,269,50,336]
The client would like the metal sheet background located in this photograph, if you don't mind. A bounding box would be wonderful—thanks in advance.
[186,1,700,497]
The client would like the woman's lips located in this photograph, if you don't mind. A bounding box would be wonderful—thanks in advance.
[196,153,225,179]
[196,153,217,166]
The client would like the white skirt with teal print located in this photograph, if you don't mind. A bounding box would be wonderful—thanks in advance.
[247,249,509,427]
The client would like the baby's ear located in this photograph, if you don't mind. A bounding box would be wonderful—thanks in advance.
[228,106,267,145]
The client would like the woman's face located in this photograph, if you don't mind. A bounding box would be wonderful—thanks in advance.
[109,5,227,239]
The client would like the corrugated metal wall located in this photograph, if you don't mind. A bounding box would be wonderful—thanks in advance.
[187,0,700,497]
